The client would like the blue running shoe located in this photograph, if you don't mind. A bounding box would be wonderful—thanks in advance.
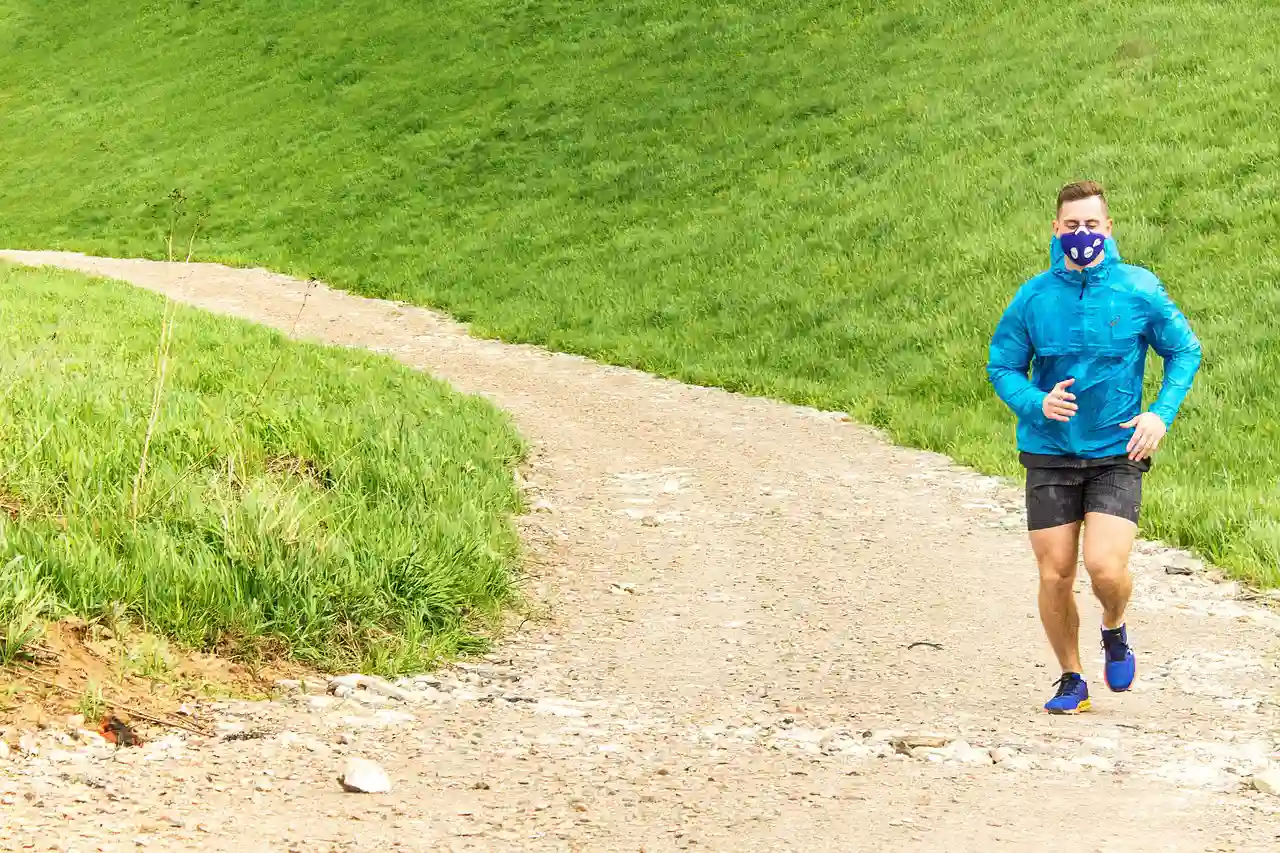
[1045,672,1091,714]
[1102,624,1136,691]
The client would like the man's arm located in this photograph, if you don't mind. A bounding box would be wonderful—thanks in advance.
[1144,280,1203,427]
[986,289,1047,421]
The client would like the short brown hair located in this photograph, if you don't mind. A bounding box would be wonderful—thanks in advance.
[1057,180,1107,213]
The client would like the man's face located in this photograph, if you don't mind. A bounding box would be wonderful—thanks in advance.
[1054,195,1112,237]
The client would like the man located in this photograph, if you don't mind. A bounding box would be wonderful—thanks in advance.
[986,180,1202,714]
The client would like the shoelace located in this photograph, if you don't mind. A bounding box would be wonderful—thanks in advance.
[1101,634,1131,663]
[1051,674,1081,697]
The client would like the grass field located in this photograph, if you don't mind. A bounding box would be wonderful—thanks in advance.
[1,1,1278,583]
[0,262,525,675]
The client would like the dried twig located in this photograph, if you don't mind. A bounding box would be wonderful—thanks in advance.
[1,664,213,737]
[139,277,317,516]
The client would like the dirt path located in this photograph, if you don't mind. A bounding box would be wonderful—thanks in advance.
[2,250,1279,852]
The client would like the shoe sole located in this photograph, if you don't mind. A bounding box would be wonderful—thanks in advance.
[1045,698,1092,715]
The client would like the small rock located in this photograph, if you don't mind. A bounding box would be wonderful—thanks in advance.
[997,754,1034,772]
[335,732,354,745]
[340,757,392,794]
[275,679,303,693]
[18,734,38,756]
[66,714,86,729]
[329,674,416,703]
[254,779,274,792]
[76,730,108,748]
[0,740,9,760]
[891,733,952,753]
[1251,769,1280,796]
[947,741,994,766]
[1165,554,1199,575]
[307,696,338,711]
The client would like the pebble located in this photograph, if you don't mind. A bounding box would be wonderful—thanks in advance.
[1251,769,1280,796]
[947,741,994,766]
[891,733,952,751]
[329,674,417,703]
[997,754,1034,772]
[76,730,107,748]
[340,757,392,794]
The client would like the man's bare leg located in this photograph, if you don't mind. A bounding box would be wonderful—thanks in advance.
[1082,512,1137,629]
[1030,521,1083,674]
[1081,510,1140,691]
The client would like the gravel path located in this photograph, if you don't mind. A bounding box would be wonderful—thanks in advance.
[2,250,1279,852]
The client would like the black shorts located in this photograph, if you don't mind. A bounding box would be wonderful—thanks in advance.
[1020,453,1151,531]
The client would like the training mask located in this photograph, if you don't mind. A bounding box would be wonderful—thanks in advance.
[1059,227,1106,266]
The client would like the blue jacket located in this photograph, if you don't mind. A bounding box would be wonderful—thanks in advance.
[986,236,1202,459]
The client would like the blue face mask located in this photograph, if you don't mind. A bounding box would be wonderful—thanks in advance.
[1059,227,1106,266]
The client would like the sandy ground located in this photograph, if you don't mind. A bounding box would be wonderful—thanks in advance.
[1,249,1278,852]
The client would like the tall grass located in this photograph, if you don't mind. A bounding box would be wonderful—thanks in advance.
[0,2,1279,581]
[0,263,526,674]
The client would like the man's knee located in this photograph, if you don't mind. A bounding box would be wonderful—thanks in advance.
[1084,554,1130,589]
[1037,555,1077,588]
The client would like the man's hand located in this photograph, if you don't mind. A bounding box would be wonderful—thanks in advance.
[1042,378,1077,422]
[1120,412,1167,461]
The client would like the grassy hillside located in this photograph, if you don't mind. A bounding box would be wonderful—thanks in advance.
[0,262,525,674]
[1,1,1278,582]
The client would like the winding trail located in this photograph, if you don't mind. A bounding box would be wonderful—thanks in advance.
[2,249,1279,852]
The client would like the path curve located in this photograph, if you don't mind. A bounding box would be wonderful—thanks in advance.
[2,250,1279,852]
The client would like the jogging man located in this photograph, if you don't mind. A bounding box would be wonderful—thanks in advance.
[986,180,1202,714]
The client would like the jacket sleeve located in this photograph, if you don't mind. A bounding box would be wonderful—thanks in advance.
[1145,281,1202,427]
[986,289,1046,421]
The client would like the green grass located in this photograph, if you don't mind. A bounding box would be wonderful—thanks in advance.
[0,263,526,675]
[0,1,1278,583]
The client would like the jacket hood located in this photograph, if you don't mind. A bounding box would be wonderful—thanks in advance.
[1050,233,1122,277]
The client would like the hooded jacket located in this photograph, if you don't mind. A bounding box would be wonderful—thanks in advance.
[986,235,1202,459]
